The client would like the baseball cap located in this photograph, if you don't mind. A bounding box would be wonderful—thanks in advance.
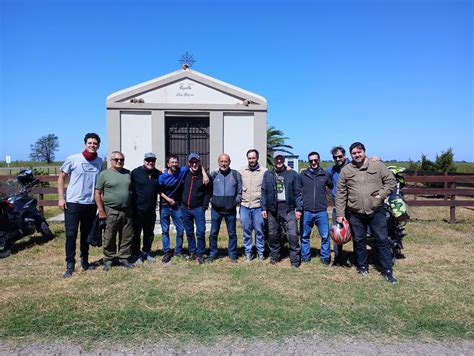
[188,153,200,161]
[144,152,156,160]
[273,152,285,160]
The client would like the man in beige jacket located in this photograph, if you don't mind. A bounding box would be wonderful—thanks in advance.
[335,142,397,283]
[239,149,267,261]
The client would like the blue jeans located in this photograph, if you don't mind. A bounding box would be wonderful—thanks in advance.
[239,206,265,257]
[209,208,237,260]
[181,206,206,256]
[301,210,330,262]
[160,205,184,254]
[348,208,393,272]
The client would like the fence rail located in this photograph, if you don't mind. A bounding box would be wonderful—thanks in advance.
[1,173,473,222]
[0,175,59,215]
[402,173,474,223]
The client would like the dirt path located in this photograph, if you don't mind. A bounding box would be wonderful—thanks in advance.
[1,335,473,355]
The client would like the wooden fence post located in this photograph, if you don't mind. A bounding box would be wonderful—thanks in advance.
[413,169,418,201]
[450,179,456,224]
[39,192,45,216]
[444,172,448,202]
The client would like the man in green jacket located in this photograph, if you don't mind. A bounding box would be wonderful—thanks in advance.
[335,142,397,283]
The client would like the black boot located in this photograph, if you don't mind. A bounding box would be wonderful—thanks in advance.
[81,257,96,271]
[63,261,75,278]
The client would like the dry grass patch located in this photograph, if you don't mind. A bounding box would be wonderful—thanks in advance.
[1,208,473,344]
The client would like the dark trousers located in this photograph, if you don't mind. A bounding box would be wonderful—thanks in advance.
[348,208,393,272]
[132,208,156,256]
[64,202,97,263]
[267,203,300,266]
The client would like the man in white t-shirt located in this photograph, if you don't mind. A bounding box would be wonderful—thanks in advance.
[58,133,103,278]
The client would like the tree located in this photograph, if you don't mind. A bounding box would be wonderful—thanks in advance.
[418,148,457,174]
[435,148,456,173]
[266,125,293,167]
[420,153,437,172]
[30,134,59,163]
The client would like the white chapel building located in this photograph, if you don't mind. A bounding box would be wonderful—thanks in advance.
[106,66,268,171]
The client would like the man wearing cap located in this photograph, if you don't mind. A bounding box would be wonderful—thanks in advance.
[239,149,267,261]
[208,153,242,263]
[336,142,398,283]
[261,153,302,268]
[181,153,212,264]
[159,155,209,263]
[131,152,161,264]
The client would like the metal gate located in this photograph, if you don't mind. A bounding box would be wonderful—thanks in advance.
[165,116,210,170]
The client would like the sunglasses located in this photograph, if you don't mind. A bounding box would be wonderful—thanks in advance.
[333,155,344,159]
[111,158,124,162]
[309,159,319,163]
[145,159,156,163]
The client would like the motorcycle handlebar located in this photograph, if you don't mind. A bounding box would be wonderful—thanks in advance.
[20,178,41,194]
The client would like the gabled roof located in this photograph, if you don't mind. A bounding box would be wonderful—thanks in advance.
[106,68,267,109]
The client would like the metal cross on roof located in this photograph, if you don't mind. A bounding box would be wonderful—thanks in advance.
[179,51,196,68]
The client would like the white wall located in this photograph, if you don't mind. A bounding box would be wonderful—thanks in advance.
[223,113,254,170]
[120,111,152,170]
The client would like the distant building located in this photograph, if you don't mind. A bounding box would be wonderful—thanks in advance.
[106,67,267,170]
[285,155,299,172]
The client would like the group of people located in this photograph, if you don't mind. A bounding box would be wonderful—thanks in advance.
[58,133,398,284]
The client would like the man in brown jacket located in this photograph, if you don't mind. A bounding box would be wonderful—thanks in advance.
[239,149,267,261]
[335,142,397,284]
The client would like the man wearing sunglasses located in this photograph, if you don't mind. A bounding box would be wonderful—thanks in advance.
[131,152,161,265]
[326,146,351,266]
[300,151,333,265]
[95,151,134,271]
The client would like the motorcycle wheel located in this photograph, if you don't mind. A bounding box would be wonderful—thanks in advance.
[0,249,11,258]
[39,221,54,239]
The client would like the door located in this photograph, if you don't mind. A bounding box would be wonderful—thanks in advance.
[165,116,210,170]
[121,111,152,170]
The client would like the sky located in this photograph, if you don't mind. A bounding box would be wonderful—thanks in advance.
[1,0,473,163]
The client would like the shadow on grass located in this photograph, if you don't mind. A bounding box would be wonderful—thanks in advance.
[9,232,56,256]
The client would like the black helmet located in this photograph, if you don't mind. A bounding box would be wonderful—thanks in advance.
[17,169,35,185]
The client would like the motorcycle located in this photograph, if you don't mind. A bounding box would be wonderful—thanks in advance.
[0,169,54,257]
[367,166,409,262]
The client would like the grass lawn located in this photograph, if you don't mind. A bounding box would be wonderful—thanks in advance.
[0,206,472,347]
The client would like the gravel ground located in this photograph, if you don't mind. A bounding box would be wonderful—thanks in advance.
[1,335,473,355]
